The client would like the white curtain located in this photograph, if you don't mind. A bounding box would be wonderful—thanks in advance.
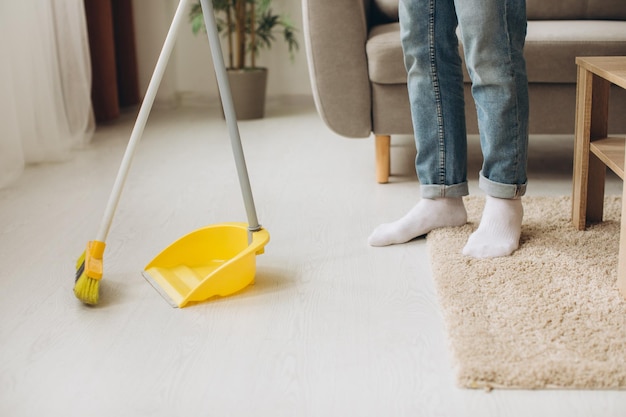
[0,0,94,189]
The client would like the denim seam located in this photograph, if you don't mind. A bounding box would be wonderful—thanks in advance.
[504,0,522,188]
[428,0,445,191]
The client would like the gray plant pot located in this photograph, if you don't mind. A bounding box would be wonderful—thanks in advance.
[226,67,268,120]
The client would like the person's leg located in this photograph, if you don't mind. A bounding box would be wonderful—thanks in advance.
[369,0,468,247]
[455,0,529,257]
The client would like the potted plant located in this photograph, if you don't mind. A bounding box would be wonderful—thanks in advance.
[189,0,298,119]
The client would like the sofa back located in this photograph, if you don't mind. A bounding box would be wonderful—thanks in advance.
[371,0,626,22]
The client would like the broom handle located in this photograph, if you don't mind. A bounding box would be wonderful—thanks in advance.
[199,0,261,232]
[95,0,190,242]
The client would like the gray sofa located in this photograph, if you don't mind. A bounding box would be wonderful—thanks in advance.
[303,0,626,183]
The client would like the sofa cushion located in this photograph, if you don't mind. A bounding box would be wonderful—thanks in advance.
[366,23,404,84]
[524,20,626,83]
[366,21,626,85]
[527,0,626,20]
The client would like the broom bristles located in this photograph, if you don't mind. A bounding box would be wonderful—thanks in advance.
[74,271,100,305]
[74,241,105,305]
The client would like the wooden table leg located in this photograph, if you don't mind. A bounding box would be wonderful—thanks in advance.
[572,66,610,230]
[572,66,593,229]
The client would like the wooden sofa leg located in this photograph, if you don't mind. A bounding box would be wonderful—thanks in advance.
[375,134,391,183]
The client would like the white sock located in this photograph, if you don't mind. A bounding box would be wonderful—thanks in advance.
[368,197,467,246]
[462,195,523,258]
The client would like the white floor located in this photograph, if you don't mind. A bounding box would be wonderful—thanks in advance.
[1,97,624,417]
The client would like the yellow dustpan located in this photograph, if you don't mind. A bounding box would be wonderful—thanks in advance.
[143,223,269,308]
[142,0,269,308]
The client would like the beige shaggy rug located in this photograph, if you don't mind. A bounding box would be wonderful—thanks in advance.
[427,195,626,390]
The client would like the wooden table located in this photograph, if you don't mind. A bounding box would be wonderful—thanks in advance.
[572,56,626,298]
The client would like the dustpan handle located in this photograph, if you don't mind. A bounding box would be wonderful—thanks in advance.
[199,0,262,233]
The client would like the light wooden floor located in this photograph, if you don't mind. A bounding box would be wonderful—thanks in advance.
[1,98,624,416]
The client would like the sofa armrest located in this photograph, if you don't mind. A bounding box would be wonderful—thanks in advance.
[303,0,372,138]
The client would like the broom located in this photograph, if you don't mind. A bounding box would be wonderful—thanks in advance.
[74,0,191,304]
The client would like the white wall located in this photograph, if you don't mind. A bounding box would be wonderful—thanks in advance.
[131,0,311,106]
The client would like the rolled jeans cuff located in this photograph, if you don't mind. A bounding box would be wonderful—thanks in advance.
[421,182,469,199]
[479,171,526,198]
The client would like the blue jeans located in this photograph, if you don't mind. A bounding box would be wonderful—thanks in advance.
[399,0,529,199]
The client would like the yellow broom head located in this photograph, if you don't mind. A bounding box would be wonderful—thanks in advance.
[74,241,105,305]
